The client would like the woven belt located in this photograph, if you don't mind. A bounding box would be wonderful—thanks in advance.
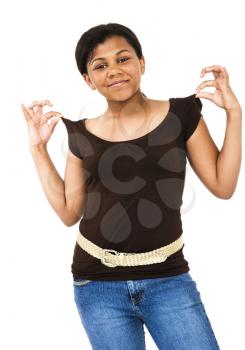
[76,231,184,268]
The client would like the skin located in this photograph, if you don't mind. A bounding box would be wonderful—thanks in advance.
[83,35,149,121]
[82,39,242,200]
[186,65,242,199]
[81,35,170,141]
[20,39,242,226]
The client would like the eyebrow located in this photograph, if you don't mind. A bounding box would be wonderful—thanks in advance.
[90,49,131,65]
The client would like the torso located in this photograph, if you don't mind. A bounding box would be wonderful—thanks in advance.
[84,99,170,142]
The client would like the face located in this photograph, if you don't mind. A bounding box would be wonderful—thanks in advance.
[83,36,145,101]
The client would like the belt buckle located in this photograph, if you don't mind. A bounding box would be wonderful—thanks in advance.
[101,249,120,268]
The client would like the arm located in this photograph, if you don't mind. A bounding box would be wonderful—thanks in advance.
[30,145,85,226]
[187,64,242,199]
[22,99,85,226]
[30,145,67,223]
[216,107,242,198]
[186,109,242,199]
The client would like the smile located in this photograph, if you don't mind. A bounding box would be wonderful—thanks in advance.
[109,80,129,88]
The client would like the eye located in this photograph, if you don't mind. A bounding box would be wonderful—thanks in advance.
[119,57,129,63]
[95,64,106,70]
[95,57,129,70]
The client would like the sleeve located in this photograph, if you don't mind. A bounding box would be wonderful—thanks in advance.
[182,94,203,142]
[61,117,83,159]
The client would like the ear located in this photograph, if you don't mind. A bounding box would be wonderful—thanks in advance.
[82,74,96,90]
[140,56,145,75]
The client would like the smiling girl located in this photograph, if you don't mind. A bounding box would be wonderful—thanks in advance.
[21,23,242,350]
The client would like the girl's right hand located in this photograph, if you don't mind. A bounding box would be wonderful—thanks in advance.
[21,99,63,149]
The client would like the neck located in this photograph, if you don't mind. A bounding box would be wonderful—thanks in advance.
[103,89,150,120]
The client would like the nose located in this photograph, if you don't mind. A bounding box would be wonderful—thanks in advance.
[106,63,124,75]
[107,69,123,77]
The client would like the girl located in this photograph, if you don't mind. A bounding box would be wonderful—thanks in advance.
[21,23,242,350]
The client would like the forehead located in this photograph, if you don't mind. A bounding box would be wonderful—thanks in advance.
[89,36,134,63]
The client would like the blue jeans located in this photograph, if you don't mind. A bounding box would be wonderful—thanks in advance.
[73,272,220,349]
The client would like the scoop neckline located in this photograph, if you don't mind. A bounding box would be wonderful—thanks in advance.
[80,98,174,144]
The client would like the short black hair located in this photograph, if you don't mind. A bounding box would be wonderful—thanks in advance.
[75,23,144,76]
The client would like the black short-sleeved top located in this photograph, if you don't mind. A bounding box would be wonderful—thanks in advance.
[61,93,202,281]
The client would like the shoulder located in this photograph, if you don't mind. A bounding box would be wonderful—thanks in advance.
[146,98,171,117]
[148,98,169,106]
[148,94,202,116]
[173,93,202,112]
[61,116,83,129]
[85,115,101,125]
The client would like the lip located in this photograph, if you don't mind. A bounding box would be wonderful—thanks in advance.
[108,80,129,87]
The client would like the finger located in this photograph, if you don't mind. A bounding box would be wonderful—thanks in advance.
[210,65,228,75]
[26,101,40,109]
[200,69,219,80]
[27,100,53,109]
[195,80,217,93]
[205,66,228,80]
[40,100,53,106]
[220,66,229,77]
[48,117,61,134]
[195,91,214,102]
[200,65,224,77]
[34,100,53,111]
[222,66,228,73]
[21,103,32,122]
[202,64,223,71]
[40,111,63,124]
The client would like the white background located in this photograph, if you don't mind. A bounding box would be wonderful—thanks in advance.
[1,0,244,349]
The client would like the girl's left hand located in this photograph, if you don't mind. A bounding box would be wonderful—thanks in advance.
[195,65,241,111]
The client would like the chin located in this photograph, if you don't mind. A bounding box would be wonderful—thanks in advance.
[104,90,138,102]
[103,91,134,102]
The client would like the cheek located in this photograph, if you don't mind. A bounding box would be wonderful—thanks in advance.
[127,64,140,74]
[90,74,106,88]
[131,64,143,79]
